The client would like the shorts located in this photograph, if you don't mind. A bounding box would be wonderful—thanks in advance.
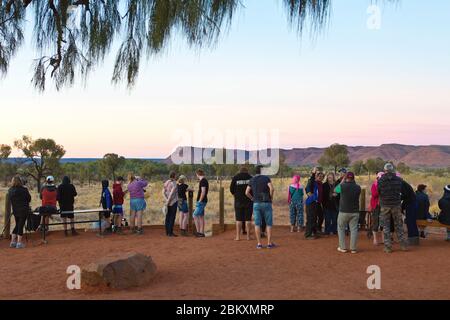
[39,206,58,216]
[235,204,252,222]
[102,210,111,219]
[253,202,273,227]
[112,205,124,216]
[193,201,207,217]
[130,198,147,212]
[60,206,74,219]
[178,199,189,213]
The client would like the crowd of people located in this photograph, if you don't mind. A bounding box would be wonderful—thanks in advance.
[4,163,450,251]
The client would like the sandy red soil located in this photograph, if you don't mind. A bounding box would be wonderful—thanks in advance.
[0,226,449,300]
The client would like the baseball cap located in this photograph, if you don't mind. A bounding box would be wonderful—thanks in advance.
[346,172,355,180]
[338,168,348,174]
[384,163,395,173]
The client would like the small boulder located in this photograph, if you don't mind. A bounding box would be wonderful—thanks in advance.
[82,252,157,289]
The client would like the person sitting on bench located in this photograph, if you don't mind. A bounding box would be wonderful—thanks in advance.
[416,184,432,238]
[39,176,58,234]
[438,185,450,241]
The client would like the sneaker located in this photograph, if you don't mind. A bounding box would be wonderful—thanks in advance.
[256,244,263,249]
[71,229,79,236]
[267,243,276,249]
[350,250,358,254]
[337,247,348,253]
[420,231,426,238]
[198,233,206,238]
[136,228,144,235]
[16,242,25,249]
[10,242,17,248]
[384,247,393,253]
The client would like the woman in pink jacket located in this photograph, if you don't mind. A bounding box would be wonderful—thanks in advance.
[370,172,384,245]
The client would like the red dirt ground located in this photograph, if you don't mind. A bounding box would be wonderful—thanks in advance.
[0,227,449,300]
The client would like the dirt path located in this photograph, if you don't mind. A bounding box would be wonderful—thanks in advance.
[0,227,449,300]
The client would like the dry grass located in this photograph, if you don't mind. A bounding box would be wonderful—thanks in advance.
[0,174,448,233]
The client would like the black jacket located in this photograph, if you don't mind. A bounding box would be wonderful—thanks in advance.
[438,190,450,225]
[230,172,253,207]
[401,180,416,211]
[322,182,338,211]
[415,191,430,220]
[378,173,402,208]
[8,186,31,217]
[57,176,77,211]
[339,181,361,213]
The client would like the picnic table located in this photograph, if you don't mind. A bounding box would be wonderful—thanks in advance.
[34,208,110,244]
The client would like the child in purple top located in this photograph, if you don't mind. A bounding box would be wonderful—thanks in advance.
[127,174,148,235]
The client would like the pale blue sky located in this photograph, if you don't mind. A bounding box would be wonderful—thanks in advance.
[1,0,449,157]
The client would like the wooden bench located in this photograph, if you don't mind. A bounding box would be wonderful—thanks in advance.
[417,219,450,230]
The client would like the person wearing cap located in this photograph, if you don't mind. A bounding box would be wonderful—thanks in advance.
[39,175,58,233]
[438,186,450,241]
[415,184,431,238]
[335,168,348,210]
[334,172,361,253]
[230,166,253,240]
[377,163,408,253]
[177,175,190,236]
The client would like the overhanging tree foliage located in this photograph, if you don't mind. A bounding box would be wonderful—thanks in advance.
[0,0,334,90]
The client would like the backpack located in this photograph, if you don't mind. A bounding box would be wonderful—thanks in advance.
[26,209,41,232]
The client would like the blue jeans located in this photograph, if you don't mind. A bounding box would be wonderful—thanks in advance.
[289,200,304,227]
[324,208,338,234]
[253,202,273,227]
[193,201,206,217]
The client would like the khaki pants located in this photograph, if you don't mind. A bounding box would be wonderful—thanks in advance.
[380,206,407,249]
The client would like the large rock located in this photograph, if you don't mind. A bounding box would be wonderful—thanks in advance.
[82,252,157,289]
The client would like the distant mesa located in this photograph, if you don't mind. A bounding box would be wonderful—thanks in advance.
[165,144,450,168]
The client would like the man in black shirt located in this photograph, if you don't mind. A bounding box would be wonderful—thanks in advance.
[193,169,209,237]
[246,165,275,249]
[230,166,253,241]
